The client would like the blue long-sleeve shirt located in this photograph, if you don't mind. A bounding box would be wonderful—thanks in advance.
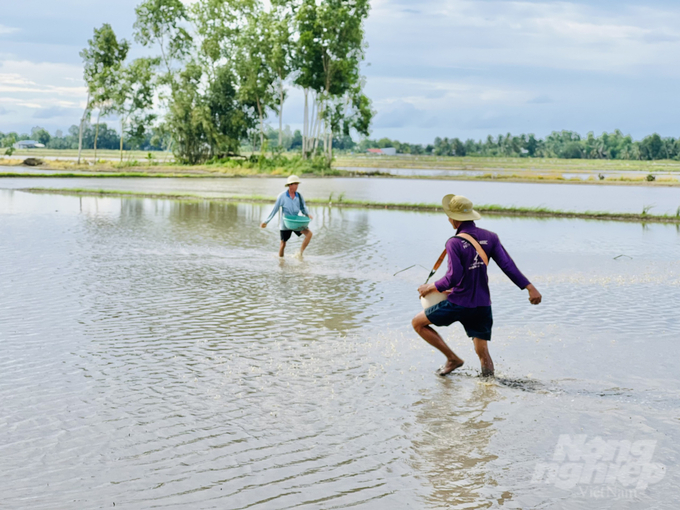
[434,221,531,307]
[263,190,310,229]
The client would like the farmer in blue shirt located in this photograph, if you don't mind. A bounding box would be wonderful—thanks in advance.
[261,175,314,258]
[412,194,542,377]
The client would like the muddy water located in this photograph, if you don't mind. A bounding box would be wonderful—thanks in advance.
[1,189,679,509]
[2,173,680,215]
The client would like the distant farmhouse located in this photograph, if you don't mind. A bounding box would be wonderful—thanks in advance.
[366,147,397,156]
[13,140,45,149]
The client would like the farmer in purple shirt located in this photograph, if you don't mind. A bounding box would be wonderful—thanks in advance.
[412,194,542,377]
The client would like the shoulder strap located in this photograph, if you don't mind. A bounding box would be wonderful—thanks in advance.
[297,192,306,211]
[455,233,489,266]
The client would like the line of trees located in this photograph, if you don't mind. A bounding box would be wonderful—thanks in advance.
[240,124,356,152]
[74,0,373,165]
[5,126,679,162]
[0,122,354,153]
[0,125,168,152]
[360,130,680,161]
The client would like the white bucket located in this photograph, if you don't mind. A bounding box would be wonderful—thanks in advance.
[420,291,448,309]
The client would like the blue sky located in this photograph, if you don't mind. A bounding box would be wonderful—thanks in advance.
[2,0,679,143]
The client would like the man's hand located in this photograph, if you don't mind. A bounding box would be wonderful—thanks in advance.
[418,283,436,298]
[260,222,267,228]
[307,215,314,220]
[526,283,542,305]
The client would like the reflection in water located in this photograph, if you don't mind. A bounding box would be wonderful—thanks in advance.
[80,199,380,337]
[4,174,680,215]
[1,190,679,509]
[412,380,510,508]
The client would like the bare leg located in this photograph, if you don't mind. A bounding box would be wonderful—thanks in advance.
[412,311,464,376]
[300,229,313,255]
[473,338,494,377]
[279,240,286,258]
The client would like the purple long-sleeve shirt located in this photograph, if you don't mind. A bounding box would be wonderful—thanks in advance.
[434,221,530,308]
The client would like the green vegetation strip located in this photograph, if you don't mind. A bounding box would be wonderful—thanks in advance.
[0,171,246,178]
[335,155,680,173]
[23,187,680,224]
[4,168,680,187]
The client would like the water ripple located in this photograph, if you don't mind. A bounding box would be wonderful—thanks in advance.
[1,191,679,509]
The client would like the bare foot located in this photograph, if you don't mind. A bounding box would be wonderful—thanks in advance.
[436,358,464,376]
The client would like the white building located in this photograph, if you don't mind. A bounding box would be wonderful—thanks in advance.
[13,140,45,149]
[366,147,397,156]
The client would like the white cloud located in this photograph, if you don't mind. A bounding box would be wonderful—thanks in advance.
[2,0,679,140]
[367,76,532,114]
[0,61,85,90]
[0,24,19,35]
[0,60,87,132]
[0,84,87,96]
[0,74,34,86]
[367,0,680,74]
[18,102,44,109]
[0,61,86,109]
[361,0,680,141]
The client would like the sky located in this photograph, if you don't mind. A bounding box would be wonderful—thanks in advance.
[1,0,679,144]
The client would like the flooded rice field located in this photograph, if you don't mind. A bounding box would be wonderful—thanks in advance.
[1,186,679,509]
[337,165,680,183]
[2,172,680,216]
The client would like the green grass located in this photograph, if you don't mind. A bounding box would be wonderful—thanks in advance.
[6,150,680,173]
[4,148,173,160]
[0,151,342,177]
[4,151,680,186]
[23,187,680,224]
[335,155,680,173]
[8,149,680,173]
[0,171,243,178]
[3,163,679,187]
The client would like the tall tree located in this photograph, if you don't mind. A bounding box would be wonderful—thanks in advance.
[110,57,160,161]
[134,0,192,79]
[75,95,90,164]
[191,0,254,68]
[294,0,324,158]
[268,1,294,148]
[234,10,277,155]
[165,61,254,163]
[294,0,372,162]
[80,24,129,163]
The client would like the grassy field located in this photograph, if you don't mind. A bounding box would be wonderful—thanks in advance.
[3,148,174,161]
[3,150,680,185]
[334,155,680,173]
[5,149,680,172]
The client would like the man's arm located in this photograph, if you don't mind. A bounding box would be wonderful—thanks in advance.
[261,194,283,228]
[298,194,313,220]
[490,239,530,289]
[491,238,541,305]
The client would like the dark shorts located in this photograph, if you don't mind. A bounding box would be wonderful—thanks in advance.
[280,229,306,242]
[425,300,493,341]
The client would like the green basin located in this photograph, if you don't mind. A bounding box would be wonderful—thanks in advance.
[283,215,310,231]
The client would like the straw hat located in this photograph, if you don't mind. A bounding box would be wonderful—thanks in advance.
[285,175,301,187]
[442,194,482,221]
